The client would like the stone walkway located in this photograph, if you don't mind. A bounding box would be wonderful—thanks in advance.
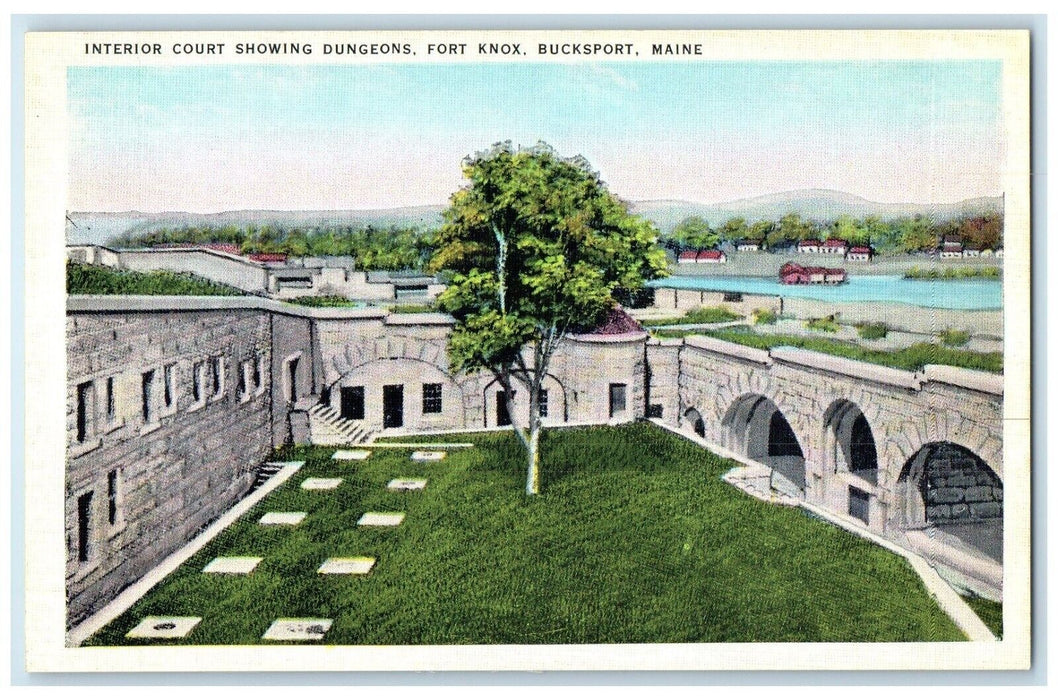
[88,447,434,645]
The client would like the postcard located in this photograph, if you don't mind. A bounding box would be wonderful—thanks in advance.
[22,27,1031,672]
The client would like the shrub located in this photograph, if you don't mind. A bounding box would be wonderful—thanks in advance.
[856,322,889,340]
[66,262,242,296]
[939,328,972,347]
[805,315,841,333]
[752,308,777,325]
[640,306,741,327]
[286,295,361,308]
[390,303,436,314]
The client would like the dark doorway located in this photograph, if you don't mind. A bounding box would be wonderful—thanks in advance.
[383,384,404,428]
[850,414,879,476]
[768,411,803,457]
[287,358,299,402]
[496,391,512,426]
[340,386,365,420]
[609,383,627,417]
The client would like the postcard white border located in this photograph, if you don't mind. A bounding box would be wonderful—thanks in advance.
[23,28,1032,673]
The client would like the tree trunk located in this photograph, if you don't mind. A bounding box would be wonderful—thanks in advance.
[525,423,541,495]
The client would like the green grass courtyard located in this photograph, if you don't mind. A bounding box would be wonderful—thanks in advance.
[86,423,966,645]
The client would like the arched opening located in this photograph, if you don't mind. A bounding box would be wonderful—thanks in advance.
[722,394,806,498]
[823,400,879,484]
[483,374,567,428]
[896,441,1002,563]
[683,407,705,437]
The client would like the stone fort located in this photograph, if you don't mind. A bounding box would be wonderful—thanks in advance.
[66,295,1004,627]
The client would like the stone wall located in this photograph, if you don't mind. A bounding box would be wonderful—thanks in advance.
[66,305,275,626]
[118,249,270,294]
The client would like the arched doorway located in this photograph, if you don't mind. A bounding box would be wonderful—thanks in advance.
[722,394,806,497]
[896,441,1003,563]
[823,400,879,483]
[683,407,705,437]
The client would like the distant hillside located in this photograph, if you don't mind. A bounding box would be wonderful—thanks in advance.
[630,190,1004,233]
[66,189,1003,245]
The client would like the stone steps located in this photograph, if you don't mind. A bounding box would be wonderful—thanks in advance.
[308,403,374,445]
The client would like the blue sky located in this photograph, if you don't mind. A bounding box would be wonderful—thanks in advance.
[68,61,1004,212]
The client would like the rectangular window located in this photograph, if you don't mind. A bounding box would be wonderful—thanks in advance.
[107,469,120,526]
[77,492,93,563]
[141,370,155,422]
[538,388,549,418]
[849,486,870,524]
[252,354,263,390]
[105,376,116,422]
[286,357,300,402]
[609,383,627,418]
[76,381,93,443]
[163,363,175,408]
[422,383,443,414]
[192,361,204,403]
[211,357,224,398]
[340,386,365,420]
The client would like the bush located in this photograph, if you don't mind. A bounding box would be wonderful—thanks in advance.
[286,295,361,308]
[389,303,436,314]
[904,265,1002,280]
[805,315,841,333]
[939,328,972,347]
[856,322,889,340]
[641,306,741,327]
[66,262,242,296]
[752,308,777,325]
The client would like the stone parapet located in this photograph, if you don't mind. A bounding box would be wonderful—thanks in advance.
[684,335,772,365]
[922,364,1004,396]
[769,345,922,390]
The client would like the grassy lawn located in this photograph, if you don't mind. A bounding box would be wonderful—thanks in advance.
[67,262,244,296]
[640,305,742,327]
[85,423,964,645]
[653,326,1002,374]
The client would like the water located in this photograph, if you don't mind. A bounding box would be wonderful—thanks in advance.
[648,275,1001,310]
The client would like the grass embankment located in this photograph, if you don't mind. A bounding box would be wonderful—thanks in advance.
[640,306,742,327]
[285,295,363,308]
[654,326,1002,374]
[904,265,1001,280]
[962,595,1003,639]
[86,424,964,645]
[67,262,243,296]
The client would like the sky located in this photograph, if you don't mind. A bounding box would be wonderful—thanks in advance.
[67,60,1005,212]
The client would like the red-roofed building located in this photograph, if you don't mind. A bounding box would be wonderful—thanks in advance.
[247,252,289,263]
[797,239,822,253]
[779,262,847,285]
[941,238,964,258]
[846,246,873,262]
[677,251,698,264]
[821,239,849,255]
[696,250,727,264]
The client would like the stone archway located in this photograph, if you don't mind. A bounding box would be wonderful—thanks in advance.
[822,399,879,483]
[722,393,806,497]
[895,441,1003,563]
[683,407,705,437]
[482,374,568,428]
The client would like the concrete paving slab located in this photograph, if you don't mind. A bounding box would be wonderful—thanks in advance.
[318,557,376,575]
[387,478,427,492]
[301,478,343,490]
[126,616,202,639]
[332,450,372,461]
[202,556,262,574]
[261,618,332,642]
[259,511,307,526]
[358,512,405,527]
[411,450,446,462]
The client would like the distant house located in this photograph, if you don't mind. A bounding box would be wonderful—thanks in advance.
[797,239,822,254]
[940,238,964,258]
[736,239,763,252]
[820,239,849,255]
[962,247,981,258]
[779,261,847,285]
[677,251,698,264]
[247,252,289,263]
[696,250,727,264]
[846,246,873,262]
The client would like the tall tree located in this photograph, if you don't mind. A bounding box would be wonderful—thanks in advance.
[670,215,718,250]
[718,217,749,243]
[429,142,667,495]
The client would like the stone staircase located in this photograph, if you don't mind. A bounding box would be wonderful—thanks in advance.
[307,403,374,445]
[248,462,284,493]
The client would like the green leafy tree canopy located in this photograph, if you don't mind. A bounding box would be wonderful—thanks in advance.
[429,141,667,494]
[671,216,719,250]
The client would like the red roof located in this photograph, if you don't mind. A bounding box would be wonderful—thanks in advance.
[943,241,963,250]
[798,239,822,247]
[587,307,644,336]
[200,243,242,255]
[678,251,697,261]
[247,252,288,262]
[824,239,848,247]
[697,250,724,260]
[848,246,872,254]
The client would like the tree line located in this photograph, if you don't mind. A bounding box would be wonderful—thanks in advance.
[664,211,1004,255]
[112,223,436,271]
